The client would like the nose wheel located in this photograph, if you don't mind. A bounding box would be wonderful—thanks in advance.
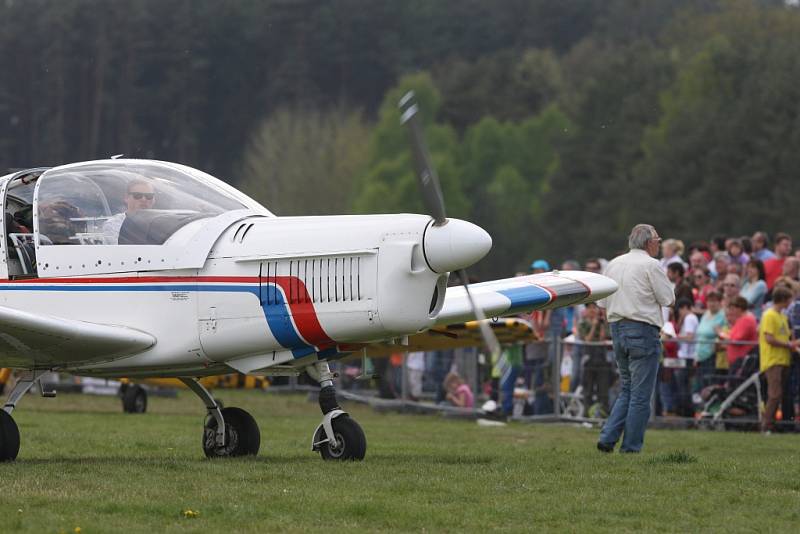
[307,361,367,461]
[313,414,366,461]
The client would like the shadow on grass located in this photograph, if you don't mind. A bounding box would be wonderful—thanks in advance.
[368,452,495,465]
[11,455,302,467]
[646,450,698,465]
[10,451,496,467]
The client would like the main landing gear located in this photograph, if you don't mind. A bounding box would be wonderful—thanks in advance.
[307,361,367,461]
[119,383,148,414]
[0,371,56,462]
[180,378,261,458]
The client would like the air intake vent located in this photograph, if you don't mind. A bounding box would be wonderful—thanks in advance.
[262,256,363,305]
[231,223,255,243]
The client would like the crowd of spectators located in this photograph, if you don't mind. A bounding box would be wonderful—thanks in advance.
[357,230,800,430]
[533,230,800,429]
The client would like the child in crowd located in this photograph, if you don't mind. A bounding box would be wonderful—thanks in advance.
[444,372,474,409]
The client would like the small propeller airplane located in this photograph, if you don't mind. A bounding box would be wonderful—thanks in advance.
[0,93,617,462]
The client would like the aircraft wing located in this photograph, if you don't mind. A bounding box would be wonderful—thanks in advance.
[359,317,538,358]
[435,271,617,326]
[0,306,156,368]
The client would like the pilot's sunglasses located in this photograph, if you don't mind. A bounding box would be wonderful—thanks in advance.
[129,192,155,200]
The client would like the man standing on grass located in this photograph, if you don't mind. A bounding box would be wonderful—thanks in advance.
[597,224,675,453]
[758,287,799,434]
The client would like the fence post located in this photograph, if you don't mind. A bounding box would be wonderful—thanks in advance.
[401,352,408,401]
[553,336,562,417]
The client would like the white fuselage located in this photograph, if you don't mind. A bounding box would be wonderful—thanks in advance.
[0,213,449,377]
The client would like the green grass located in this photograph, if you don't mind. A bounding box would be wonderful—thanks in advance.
[1,390,799,533]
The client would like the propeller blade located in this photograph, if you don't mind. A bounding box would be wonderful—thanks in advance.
[399,91,447,226]
[457,270,501,362]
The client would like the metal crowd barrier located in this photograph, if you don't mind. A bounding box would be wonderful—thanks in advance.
[323,335,795,433]
[550,337,778,431]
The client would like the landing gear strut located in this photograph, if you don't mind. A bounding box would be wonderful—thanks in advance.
[1,371,56,462]
[179,378,260,458]
[308,361,366,461]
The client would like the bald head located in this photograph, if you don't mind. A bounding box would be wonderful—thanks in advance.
[783,257,799,280]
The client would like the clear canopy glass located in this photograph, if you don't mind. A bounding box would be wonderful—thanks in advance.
[34,161,248,245]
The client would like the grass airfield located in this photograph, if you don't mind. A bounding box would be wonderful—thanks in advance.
[1,390,799,533]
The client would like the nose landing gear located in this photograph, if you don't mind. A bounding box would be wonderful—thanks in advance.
[307,361,366,461]
[312,413,366,460]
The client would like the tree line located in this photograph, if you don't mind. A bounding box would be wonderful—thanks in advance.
[1,0,797,278]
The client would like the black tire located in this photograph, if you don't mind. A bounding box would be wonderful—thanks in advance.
[122,384,147,414]
[0,410,20,462]
[203,407,260,458]
[316,415,367,461]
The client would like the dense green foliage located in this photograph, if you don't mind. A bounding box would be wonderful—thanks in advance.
[2,390,799,532]
[1,0,798,276]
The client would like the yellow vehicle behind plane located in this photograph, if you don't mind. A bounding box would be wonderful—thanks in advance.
[0,367,11,395]
[118,374,269,413]
[0,369,267,414]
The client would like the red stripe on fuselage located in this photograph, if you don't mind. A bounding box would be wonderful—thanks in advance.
[538,284,557,302]
[271,276,335,351]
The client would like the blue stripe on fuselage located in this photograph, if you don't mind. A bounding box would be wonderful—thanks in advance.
[260,283,317,358]
[0,283,316,358]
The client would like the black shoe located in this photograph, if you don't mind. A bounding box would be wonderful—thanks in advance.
[597,442,614,453]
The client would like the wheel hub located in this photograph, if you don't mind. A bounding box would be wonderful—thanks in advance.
[205,425,239,456]
[326,432,345,458]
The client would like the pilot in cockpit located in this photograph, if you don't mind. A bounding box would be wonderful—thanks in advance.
[103,179,156,245]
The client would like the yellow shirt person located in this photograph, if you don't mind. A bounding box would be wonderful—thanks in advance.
[759,307,791,373]
[757,288,799,433]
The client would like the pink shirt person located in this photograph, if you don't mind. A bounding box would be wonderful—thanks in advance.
[444,372,474,408]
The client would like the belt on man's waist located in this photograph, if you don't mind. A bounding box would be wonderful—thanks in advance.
[616,318,660,332]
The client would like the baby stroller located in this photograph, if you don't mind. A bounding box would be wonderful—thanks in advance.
[697,352,762,431]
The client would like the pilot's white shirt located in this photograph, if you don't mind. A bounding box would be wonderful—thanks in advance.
[599,248,675,328]
[103,213,126,245]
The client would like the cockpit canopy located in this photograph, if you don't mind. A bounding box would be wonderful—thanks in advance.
[2,159,268,278]
[30,161,250,246]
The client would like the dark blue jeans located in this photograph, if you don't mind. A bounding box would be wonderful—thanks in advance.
[599,321,661,452]
[697,358,716,390]
[658,369,676,413]
[501,365,520,415]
